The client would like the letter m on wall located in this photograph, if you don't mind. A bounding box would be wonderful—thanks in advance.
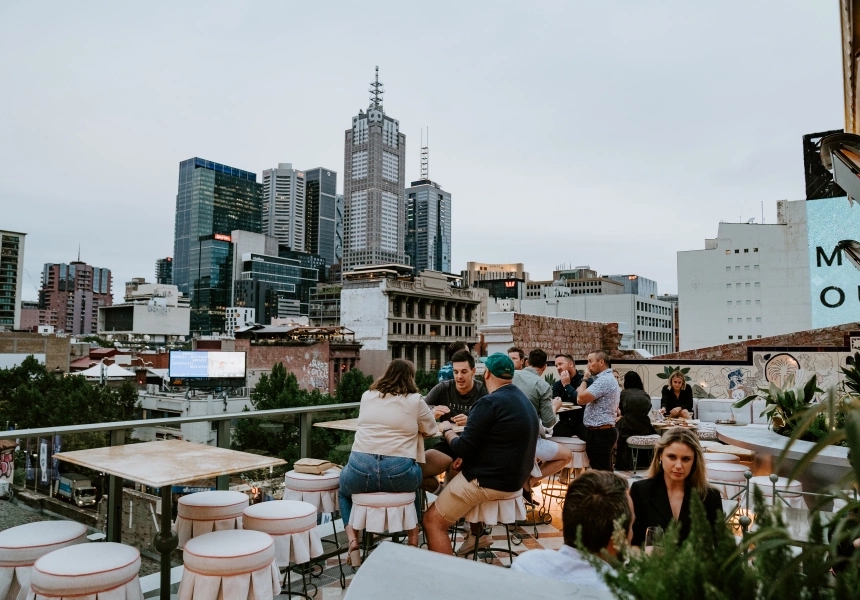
[816,246,843,267]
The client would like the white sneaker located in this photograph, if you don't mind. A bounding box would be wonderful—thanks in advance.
[456,533,493,556]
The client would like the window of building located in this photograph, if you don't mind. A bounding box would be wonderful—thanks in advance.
[746,300,751,305]
[726,266,731,272]
[754,265,759,270]
[754,248,759,252]
[735,266,740,271]
[754,282,760,287]
[727,301,732,308]
[755,299,761,305]
[745,283,750,288]
[744,265,750,270]
[746,318,751,323]
[726,250,731,255]
[744,249,749,253]
[726,283,731,289]
[728,318,733,323]
[756,317,761,322]
[747,335,752,339]
[757,335,762,338]
[736,283,741,288]
[736,301,741,306]
[734,249,739,254]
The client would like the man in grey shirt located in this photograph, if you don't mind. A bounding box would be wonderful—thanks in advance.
[512,470,633,590]
[576,349,621,471]
[512,348,571,497]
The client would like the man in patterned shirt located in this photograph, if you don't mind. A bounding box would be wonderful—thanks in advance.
[575,349,621,471]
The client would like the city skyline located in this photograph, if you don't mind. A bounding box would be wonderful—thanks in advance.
[1,1,843,301]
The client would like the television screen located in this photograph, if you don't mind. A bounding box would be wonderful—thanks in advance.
[169,351,246,379]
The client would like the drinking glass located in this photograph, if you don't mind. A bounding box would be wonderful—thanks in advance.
[644,526,664,553]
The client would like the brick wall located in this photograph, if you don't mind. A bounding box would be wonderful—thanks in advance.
[0,332,71,372]
[661,322,860,361]
[509,314,638,360]
[235,339,332,392]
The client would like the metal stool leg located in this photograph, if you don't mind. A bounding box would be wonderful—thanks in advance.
[332,512,346,587]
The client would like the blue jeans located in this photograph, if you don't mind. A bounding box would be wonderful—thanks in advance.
[338,452,422,526]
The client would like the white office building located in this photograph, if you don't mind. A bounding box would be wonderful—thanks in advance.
[262,163,306,252]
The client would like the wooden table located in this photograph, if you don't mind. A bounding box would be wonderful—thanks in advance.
[54,440,285,600]
[315,418,464,436]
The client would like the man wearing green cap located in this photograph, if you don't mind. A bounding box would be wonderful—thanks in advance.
[423,352,540,555]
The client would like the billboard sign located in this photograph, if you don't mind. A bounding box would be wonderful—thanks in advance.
[807,197,860,328]
[169,351,246,380]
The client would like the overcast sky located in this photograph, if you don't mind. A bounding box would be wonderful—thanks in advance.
[0,1,843,302]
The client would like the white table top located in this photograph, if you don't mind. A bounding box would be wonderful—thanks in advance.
[716,424,849,468]
[54,440,286,488]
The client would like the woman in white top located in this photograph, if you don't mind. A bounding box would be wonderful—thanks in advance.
[338,359,438,567]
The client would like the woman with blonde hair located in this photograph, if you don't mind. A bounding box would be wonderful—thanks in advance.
[628,427,722,546]
[338,359,438,566]
[660,370,694,418]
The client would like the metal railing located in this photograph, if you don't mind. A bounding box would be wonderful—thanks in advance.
[0,402,359,546]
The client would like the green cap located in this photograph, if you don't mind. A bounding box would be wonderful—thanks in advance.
[484,352,515,379]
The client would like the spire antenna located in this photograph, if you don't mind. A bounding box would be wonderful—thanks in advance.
[420,126,429,180]
[368,66,384,112]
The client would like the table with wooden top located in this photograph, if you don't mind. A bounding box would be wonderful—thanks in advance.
[54,440,286,600]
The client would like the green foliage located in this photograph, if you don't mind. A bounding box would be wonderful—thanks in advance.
[415,370,438,395]
[79,335,115,348]
[840,352,860,397]
[544,372,556,385]
[734,375,823,439]
[232,365,368,469]
[655,366,691,381]
[0,356,140,451]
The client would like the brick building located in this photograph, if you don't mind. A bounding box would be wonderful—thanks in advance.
[40,261,112,335]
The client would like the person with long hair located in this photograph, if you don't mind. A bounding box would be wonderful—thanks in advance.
[628,427,722,546]
[338,359,438,567]
[614,371,657,470]
[661,371,693,419]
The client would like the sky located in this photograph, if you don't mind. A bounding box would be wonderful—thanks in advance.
[0,1,844,302]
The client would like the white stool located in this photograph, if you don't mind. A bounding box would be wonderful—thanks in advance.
[832,490,857,511]
[549,437,589,471]
[0,521,87,600]
[178,530,280,600]
[747,476,804,509]
[175,490,248,548]
[626,434,662,478]
[707,463,749,500]
[461,490,526,567]
[283,468,346,588]
[699,441,723,449]
[350,492,417,560]
[703,453,741,464]
[27,542,141,600]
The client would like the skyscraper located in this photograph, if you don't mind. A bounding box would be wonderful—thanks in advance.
[406,178,451,274]
[335,194,344,265]
[262,163,306,252]
[342,67,408,270]
[155,257,173,285]
[172,157,262,334]
[0,230,25,331]
[304,167,339,266]
[40,261,112,335]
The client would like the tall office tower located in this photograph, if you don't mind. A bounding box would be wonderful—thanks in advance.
[172,157,262,334]
[335,194,344,265]
[342,67,408,270]
[304,168,339,266]
[262,163,306,252]
[0,230,25,330]
[155,257,173,285]
[40,261,112,335]
[406,178,451,274]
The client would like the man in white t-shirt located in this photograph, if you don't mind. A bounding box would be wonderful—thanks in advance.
[511,470,633,591]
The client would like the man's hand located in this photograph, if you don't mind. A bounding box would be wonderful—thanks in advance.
[451,458,463,472]
[559,370,571,386]
[450,414,467,427]
[551,396,562,413]
[432,405,450,419]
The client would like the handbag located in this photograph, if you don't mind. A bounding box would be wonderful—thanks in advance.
[294,458,335,475]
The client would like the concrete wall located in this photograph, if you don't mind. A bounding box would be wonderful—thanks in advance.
[0,332,71,372]
[340,283,389,351]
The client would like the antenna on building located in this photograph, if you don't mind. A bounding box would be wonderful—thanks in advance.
[421,127,429,180]
[369,66,384,112]
[77,244,80,262]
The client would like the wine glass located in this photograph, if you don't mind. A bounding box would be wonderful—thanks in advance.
[644,526,664,553]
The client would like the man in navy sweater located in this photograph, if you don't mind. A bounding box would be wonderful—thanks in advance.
[424,352,539,555]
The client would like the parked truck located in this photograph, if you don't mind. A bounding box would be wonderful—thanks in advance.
[57,473,97,507]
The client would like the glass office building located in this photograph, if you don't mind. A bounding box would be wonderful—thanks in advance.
[172,157,262,334]
[234,250,325,323]
[304,168,339,266]
[406,179,451,274]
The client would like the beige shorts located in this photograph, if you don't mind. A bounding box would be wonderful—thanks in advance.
[432,472,514,523]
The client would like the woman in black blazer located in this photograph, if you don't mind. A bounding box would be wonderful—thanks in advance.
[660,371,694,418]
[629,427,723,546]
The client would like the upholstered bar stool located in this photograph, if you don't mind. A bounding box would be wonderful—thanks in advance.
[748,475,804,509]
[626,434,662,478]
[462,490,527,567]
[27,542,141,600]
[178,530,280,600]
[350,492,418,559]
[0,521,87,600]
[549,436,589,476]
[707,463,749,500]
[283,468,346,586]
[243,500,323,596]
[703,453,741,464]
[175,490,248,548]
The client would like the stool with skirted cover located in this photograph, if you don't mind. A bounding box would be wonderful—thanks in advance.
[703,453,741,464]
[283,468,346,587]
[177,529,280,600]
[626,434,662,478]
[707,462,750,501]
[0,521,87,600]
[747,475,805,509]
[350,492,417,560]
[26,542,142,600]
[243,500,323,597]
[536,437,589,516]
[175,490,248,549]
[461,490,527,567]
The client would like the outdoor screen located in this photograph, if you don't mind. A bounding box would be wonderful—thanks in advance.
[169,351,246,379]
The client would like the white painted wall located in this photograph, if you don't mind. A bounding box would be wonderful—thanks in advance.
[340,283,389,351]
